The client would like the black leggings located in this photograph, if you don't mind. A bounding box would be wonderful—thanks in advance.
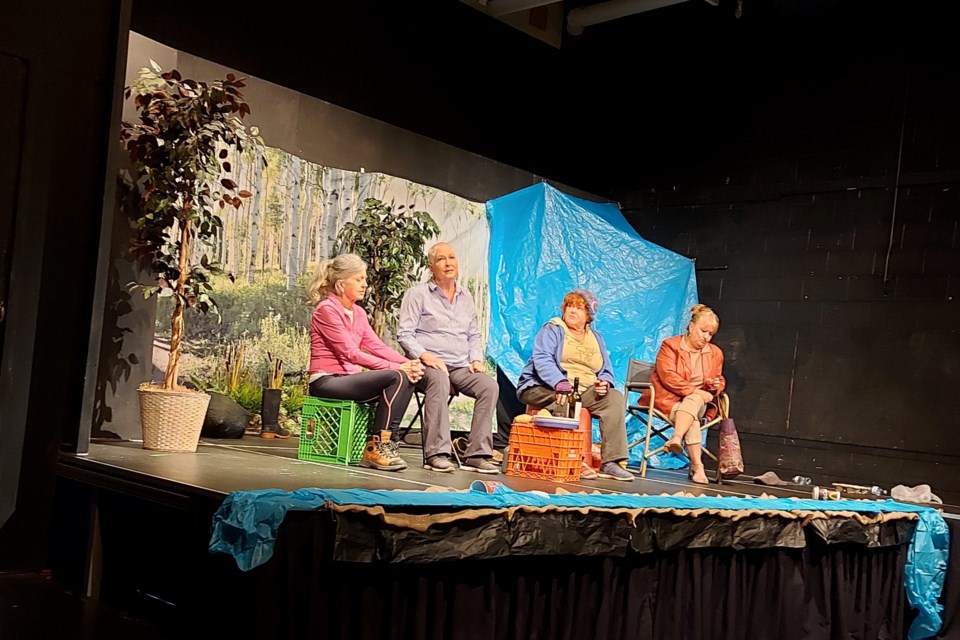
[309,370,415,436]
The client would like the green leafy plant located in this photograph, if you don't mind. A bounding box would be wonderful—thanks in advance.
[230,378,266,414]
[281,383,306,417]
[336,197,439,336]
[120,62,264,390]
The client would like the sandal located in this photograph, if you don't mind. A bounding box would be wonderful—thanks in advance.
[688,463,709,485]
[664,438,683,455]
[580,462,599,480]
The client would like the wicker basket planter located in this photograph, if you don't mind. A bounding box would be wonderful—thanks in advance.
[138,384,210,452]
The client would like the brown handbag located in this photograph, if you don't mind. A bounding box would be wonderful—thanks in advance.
[716,395,744,479]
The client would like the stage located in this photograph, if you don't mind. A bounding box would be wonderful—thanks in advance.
[52,436,958,640]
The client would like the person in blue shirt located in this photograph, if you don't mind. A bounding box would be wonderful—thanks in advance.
[516,290,632,482]
[397,242,499,475]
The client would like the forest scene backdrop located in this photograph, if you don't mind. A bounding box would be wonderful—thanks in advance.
[149,144,492,434]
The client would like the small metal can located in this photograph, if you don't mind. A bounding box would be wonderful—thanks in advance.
[812,486,841,500]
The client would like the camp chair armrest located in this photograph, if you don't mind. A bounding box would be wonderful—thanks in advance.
[706,392,731,419]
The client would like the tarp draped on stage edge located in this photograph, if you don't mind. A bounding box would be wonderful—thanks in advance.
[485,183,700,469]
[209,488,950,639]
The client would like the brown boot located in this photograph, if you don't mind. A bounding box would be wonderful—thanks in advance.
[360,434,407,471]
[380,430,407,469]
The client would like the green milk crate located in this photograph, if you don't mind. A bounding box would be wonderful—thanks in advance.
[298,396,377,465]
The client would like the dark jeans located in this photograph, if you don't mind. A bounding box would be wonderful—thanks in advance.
[309,370,415,436]
[493,366,525,449]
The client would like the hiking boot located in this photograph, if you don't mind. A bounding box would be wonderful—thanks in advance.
[423,454,456,473]
[598,461,634,482]
[384,432,404,460]
[462,457,499,475]
[379,430,407,469]
[360,434,406,471]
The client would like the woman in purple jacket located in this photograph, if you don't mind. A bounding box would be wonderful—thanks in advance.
[516,290,632,482]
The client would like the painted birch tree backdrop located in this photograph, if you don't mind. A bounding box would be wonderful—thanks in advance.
[158,145,491,431]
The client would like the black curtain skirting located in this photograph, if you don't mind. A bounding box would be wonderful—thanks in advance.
[249,510,912,640]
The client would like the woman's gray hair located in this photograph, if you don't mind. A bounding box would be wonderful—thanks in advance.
[307,253,367,304]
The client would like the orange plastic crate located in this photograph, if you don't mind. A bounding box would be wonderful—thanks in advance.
[506,422,583,482]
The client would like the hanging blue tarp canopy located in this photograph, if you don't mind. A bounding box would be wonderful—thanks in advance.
[486,182,698,388]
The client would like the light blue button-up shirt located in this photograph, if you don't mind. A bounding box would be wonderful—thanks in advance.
[397,280,482,368]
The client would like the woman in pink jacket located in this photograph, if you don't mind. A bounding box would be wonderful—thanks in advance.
[306,253,424,471]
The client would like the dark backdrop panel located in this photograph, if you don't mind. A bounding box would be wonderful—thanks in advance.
[0,54,26,367]
[0,0,124,568]
[0,53,28,531]
[605,5,960,496]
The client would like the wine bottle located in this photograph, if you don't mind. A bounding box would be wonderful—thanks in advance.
[568,377,582,420]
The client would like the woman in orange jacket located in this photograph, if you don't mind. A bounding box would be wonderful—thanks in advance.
[647,304,725,484]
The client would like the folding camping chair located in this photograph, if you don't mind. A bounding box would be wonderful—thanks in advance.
[623,358,729,483]
[397,388,456,448]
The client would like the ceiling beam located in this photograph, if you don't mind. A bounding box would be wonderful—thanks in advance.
[567,0,717,36]
[483,0,560,17]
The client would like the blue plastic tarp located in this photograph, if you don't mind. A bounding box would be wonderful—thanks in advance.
[486,183,699,468]
[621,413,707,469]
[209,487,948,639]
[485,182,698,389]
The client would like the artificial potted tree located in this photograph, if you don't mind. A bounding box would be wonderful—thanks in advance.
[121,63,262,451]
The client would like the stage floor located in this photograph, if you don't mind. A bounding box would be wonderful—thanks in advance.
[60,435,960,515]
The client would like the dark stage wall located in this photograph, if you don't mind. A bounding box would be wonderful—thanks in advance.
[0,0,126,568]
[608,6,960,495]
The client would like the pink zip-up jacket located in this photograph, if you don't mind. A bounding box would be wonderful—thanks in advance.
[309,295,406,375]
